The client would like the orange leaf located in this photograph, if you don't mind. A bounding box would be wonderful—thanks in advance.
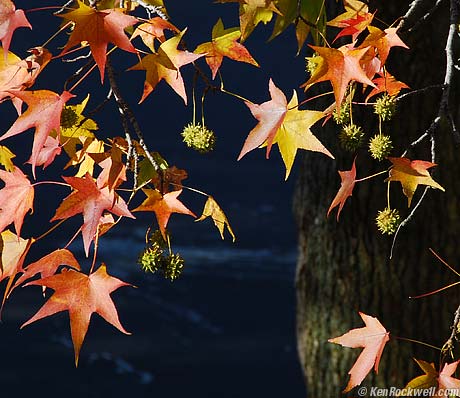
[302,44,375,109]
[59,0,137,83]
[22,264,131,366]
[0,167,34,237]
[128,29,203,104]
[51,173,135,256]
[329,312,390,392]
[0,0,31,58]
[131,17,179,50]
[366,71,409,102]
[360,26,409,66]
[194,18,258,79]
[386,157,445,207]
[0,90,74,176]
[133,188,195,239]
[15,248,80,289]
[327,158,357,221]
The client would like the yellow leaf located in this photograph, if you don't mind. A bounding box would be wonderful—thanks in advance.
[0,146,15,172]
[196,196,235,242]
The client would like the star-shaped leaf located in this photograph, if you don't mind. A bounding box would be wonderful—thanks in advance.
[128,29,203,104]
[15,248,80,289]
[328,158,357,221]
[0,0,31,58]
[22,264,131,366]
[133,188,195,239]
[51,173,135,256]
[239,79,333,177]
[59,0,138,83]
[329,312,390,392]
[366,71,409,102]
[328,10,373,43]
[302,44,375,109]
[196,196,235,242]
[0,167,34,237]
[386,157,445,207]
[131,17,179,51]
[238,78,287,160]
[403,359,438,392]
[0,90,74,176]
[270,91,334,179]
[438,361,460,391]
[194,18,258,79]
[360,26,409,66]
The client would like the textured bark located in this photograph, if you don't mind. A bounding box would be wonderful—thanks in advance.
[294,2,460,396]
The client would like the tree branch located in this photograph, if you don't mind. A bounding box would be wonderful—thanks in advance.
[106,57,160,175]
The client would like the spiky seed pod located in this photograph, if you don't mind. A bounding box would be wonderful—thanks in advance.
[369,134,393,160]
[138,243,164,273]
[163,253,185,281]
[333,103,351,125]
[148,229,167,248]
[60,107,80,128]
[374,94,397,121]
[181,123,216,153]
[376,208,401,235]
[339,124,364,152]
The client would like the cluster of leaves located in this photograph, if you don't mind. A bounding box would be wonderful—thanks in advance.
[0,0,456,392]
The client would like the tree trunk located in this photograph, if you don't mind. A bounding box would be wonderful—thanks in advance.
[294,2,460,396]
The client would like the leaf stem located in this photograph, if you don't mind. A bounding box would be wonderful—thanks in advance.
[409,281,460,299]
[34,219,67,242]
[355,169,388,183]
[393,335,441,351]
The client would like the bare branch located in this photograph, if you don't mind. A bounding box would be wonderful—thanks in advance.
[398,0,432,30]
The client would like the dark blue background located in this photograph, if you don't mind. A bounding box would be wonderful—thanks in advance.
[0,1,320,396]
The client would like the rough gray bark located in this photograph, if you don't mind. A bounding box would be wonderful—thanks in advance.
[294,1,460,396]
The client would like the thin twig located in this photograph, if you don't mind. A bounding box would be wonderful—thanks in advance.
[398,0,431,30]
[442,303,460,354]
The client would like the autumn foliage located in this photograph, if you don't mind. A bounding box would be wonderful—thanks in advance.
[0,0,458,394]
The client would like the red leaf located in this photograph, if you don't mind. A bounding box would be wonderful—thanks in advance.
[0,90,74,176]
[22,264,131,366]
[327,158,357,221]
[0,167,34,237]
[133,188,195,239]
[51,173,135,256]
[238,78,287,160]
[59,0,137,83]
[0,0,31,58]
[329,312,390,392]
